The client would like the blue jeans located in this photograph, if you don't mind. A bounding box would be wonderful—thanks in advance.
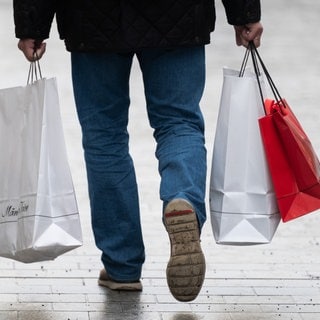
[71,47,207,282]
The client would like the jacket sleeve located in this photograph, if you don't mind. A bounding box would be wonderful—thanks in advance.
[221,0,261,26]
[13,0,57,39]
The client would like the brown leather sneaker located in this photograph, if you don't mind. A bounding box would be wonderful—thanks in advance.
[98,269,142,291]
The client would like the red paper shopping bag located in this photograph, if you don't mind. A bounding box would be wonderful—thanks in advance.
[259,98,320,222]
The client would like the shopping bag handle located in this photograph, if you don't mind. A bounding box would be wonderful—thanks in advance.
[248,42,286,112]
[239,44,267,114]
[239,45,262,78]
[239,47,250,77]
[27,52,43,84]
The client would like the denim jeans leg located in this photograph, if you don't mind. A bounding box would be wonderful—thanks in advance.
[71,52,145,282]
[137,47,207,229]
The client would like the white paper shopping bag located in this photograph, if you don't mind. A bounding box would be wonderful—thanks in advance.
[209,67,280,245]
[0,76,82,262]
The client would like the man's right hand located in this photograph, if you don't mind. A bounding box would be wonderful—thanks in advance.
[234,22,263,48]
[18,39,46,61]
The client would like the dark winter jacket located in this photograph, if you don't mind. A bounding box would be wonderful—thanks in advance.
[13,0,261,53]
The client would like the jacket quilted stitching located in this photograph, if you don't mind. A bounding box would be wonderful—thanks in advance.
[13,0,260,52]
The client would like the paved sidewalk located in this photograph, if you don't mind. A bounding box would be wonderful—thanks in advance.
[1,0,320,319]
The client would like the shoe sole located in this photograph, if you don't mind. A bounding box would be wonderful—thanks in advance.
[98,279,142,291]
[164,199,206,302]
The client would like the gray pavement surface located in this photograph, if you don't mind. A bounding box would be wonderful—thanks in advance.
[1,0,320,319]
